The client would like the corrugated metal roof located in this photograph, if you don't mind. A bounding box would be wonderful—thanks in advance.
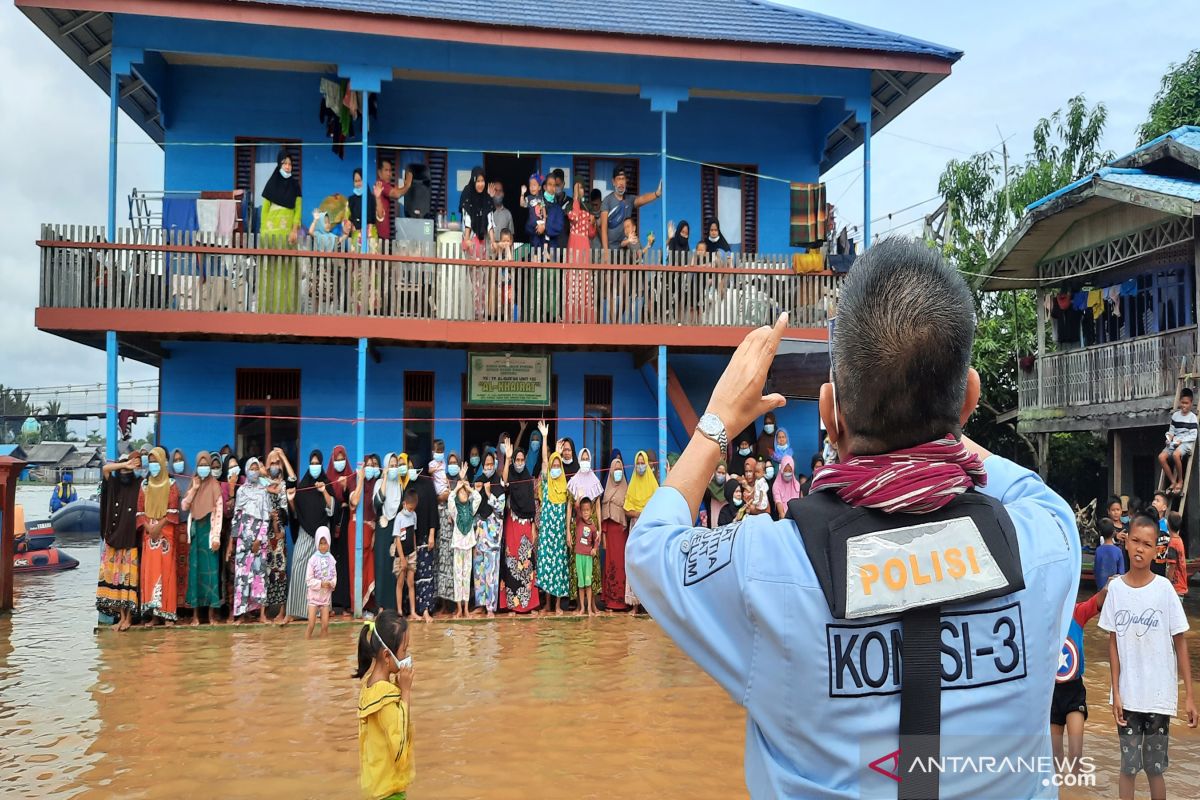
[1112,125,1200,164]
[22,443,77,465]
[0,444,25,459]
[1103,170,1200,202]
[234,0,962,57]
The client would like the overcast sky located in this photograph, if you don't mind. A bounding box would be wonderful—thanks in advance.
[1,1,1197,402]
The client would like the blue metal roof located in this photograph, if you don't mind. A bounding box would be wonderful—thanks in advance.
[234,0,962,58]
[1112,125,1200,164]
[1103,169,1200,201]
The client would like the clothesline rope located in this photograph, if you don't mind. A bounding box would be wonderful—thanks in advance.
[108,407,670,424]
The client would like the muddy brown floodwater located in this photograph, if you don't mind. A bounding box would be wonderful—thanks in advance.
[2,485,1199,798]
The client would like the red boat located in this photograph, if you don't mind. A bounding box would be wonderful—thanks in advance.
[14,547,79,573]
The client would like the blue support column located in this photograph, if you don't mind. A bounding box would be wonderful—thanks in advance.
[107,68,118,241]
[355,337,367,617]
[862,115,872,249]
[106,331,118,461]
[658,345,668,482]
[360,90,370,254]
[660,110,668,263]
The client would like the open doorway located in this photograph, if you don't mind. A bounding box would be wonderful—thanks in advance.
[460,374,557,460]
[484,153,540,243]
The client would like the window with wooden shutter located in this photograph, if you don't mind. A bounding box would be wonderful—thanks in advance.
[404,371,436,462]
[234,137,302,234]
[376,147,449,230]
[234,368,301,466]
[700,164,758,253]
[574,156,640,223]
[582,375,613,468]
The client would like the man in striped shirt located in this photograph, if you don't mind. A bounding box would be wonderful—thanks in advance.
[1159,388,1197,494]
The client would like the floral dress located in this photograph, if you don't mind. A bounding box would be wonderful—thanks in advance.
[535,481,569,598]
[231,499,270,616]
[265,487,289,608]
[473,492,504,611]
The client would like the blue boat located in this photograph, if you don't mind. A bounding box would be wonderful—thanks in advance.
[50,498,101,535]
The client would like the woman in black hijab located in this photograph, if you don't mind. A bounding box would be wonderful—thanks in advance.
[460,166,492,258]
[261,151,303,313]
[559,436,579,478]
[705,220,732,253]
[500,446,539,612]
[668,220,691,258]
[411,467,440,621]
[286,449,336,620]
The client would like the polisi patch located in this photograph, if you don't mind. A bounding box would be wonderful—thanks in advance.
[681,523,738,585]
[844,516,1008,619]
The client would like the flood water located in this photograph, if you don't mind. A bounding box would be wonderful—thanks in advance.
[2,484,1199,798]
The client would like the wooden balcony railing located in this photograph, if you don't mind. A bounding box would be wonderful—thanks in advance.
[37,225,840,329]
[1018,326,1198,411]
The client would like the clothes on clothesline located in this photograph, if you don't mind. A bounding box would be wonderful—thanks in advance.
[788,182,826,248]
[162,197,198,233]
[196,199,238,238]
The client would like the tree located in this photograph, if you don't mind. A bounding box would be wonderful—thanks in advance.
[936,96,1111,504]
[0,385,36,443]
[1138,50,1200,144]
[41,400,69,442]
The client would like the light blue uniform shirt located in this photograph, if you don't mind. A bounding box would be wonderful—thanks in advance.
[627,456,1081,799]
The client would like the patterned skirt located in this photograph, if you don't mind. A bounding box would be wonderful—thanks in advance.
[265,535,288,608]
[435,503,456,601]
[186,515,221,609]
[96,544,139,616]
[286,528,317,619]
[415,545,437,615]
[535,501,570,598]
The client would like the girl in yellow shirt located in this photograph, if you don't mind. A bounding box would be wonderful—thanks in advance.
[355,610,415,799]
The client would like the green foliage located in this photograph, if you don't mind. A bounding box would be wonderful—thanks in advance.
[40,400,69,442]
[1138,50,1200,144]
[0,385,36,444]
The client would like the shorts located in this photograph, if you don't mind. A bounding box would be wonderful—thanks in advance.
[575,553,593,587]
[1050,678,1087,726]
[1164,440,1193,457]
[1118,711,1171,776]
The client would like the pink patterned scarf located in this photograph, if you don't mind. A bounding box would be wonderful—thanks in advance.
[808,437,986,514]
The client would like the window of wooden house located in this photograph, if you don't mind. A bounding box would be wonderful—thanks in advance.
[376,147,448,229]
[235,369,301,465]
[234,137,302,233]
[574,156,640,221]
[404,371,435,462]
[701,164,759,253]
[582,375,613,469]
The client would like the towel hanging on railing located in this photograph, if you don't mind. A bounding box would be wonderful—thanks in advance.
[789,182,827,248]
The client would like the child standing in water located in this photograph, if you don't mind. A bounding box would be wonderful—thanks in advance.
[572,496,600,616]
[355,610,415,800]
[305,526,337,638]
[450,479,478,618]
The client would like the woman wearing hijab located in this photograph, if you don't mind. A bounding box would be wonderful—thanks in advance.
[526,428,542,477]
[770,426,794,465]
[536,448,571,614]
[325,444,357,613]
[136,447,180,624]
[349,453,380,611]
[600,452,630,611]
[372,453,407,612]
[228,456,272,624]
[718,483,746,526]
[500,443,539,614]
[559,436,579,478]
[286,449,336,620]
[755,413,778,460]
[771,455,803,519]
[169,447,192,611]
[705,460,729,528]
[217,452,241,618]
[473,448,505,616]
[409,461,440,622]
[705,220,731,253]
[260,152,303,313]
[566,447,604,606]
[668,220,691,259]
[264,447,297,624]
[183,451,223,624]
[465,445,482,483]
[461,166,493,318]
[97,451,143,632]
[623,450,659,614]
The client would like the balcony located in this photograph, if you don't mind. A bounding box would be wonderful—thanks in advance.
[35,225,841,354]
[1017,327,1198,432]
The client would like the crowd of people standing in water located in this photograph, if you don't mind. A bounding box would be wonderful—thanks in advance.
[93,412,819,631]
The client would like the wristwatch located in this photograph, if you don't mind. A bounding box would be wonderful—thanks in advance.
[696,412,728,454]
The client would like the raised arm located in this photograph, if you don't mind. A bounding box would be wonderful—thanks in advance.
[538,420,550,478]
[632,181,663,209]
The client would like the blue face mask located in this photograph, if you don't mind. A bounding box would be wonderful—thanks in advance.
[136,469,148,479]
[353,186,364,196]
[147,461,162,478]
[763,424,776,435]
[765,466,776,480]
[333,459,346,472]
[398,465,409,477]
[259,476,271,487]
[447,464,460,478]
[433,452,445,463]
[636,463,647,476]
[733,497,744,507]
[247,468,260,482]
[738,447,752,457]
[196,465,212,480]
[279,169,292,180]
[483,465,495,477]
[308,464,322,479]
[544,190,554,202]
[550,467,563,479]
[530,439,541,450]
[387,467,399,480]
[469,456,480,467]
[363,466,377,480]
[172,460,185,474]
[612,470,624,483]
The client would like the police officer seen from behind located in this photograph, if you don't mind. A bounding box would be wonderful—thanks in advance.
[628,238,1081,799]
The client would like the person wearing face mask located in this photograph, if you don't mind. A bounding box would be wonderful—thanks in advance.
[260,152,303,314]
[599,165,661,253]
[600,452,631,611]
[138,447,181,625]
[434,448,460,611]
[264,447,297,624]
[567,447,604,608]
[536,444,572,615]
[473,447,506,618]
[705,460,729,529]
[326,445,358,614]
[622,450,659,614]
[349,453,381,611]
[755,413,778,460]
[97,451,145,632]
[731,431,756,466]
[487,182,514,256]
[348,167,378,243]
[227,456,273,624]
[183,450,224,625]
[771,455,803,519]
[559,436,579,479]
[704,219,732,254]
[287,449,336,620]
[371,453,410,613]
[167,449,194,612]
[500,444,539,614]
[718,484,746,526]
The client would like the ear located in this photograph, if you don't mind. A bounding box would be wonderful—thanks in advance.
[819,382,843,447]
[960,368,981,427]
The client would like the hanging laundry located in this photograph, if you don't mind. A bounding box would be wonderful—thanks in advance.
[789,182,827,248]
[320,77,344,115]
[1086,288,1104,319]
[1105,285,1122,317]
[1119,278,1137,297]
[196,199,221,235]
[1043,293,1053,315]
[1144,307,1158,335]
[343,84,359,119]
[162,197,198,233]
[1056,292,1072,310]
[1071,291,1087,311]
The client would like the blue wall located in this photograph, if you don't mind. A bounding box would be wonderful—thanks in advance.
[156,342,814,465]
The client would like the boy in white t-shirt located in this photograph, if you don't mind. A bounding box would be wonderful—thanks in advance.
[1159,388,1197,494]
[751,460,770,514]
[1099,514,1197,800]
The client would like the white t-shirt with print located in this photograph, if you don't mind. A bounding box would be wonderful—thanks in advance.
[1099,574,1190,715]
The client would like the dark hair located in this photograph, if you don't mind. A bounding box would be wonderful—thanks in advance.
[1129,513,1160,538]
[1106,495,1122,510]
[500,227,513,237]
[1183,388,1194,400]
[1154,491,1170,507]
[1168,510,1183,534]
[353,167,363,180]
[811,454,824,471]
[550,168,565,182]
[367,452,380,466]
[833,237,975,451]
[403,489,419,504]
[353,610,408,679]
[611,165,626,180]
[579,495,594,507]
[589,188,602,202]
[433,439,445,450]
[1098,518,1115,539]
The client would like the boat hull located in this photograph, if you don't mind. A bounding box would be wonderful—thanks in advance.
[14,546,80,573]
[50,500,100,535]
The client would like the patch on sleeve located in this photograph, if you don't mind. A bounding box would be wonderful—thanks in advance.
[680,522,739,586]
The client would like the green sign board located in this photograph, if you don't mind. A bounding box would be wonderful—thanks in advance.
[468,353,551,406]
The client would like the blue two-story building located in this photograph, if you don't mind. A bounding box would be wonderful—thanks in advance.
[23,0,958,610]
